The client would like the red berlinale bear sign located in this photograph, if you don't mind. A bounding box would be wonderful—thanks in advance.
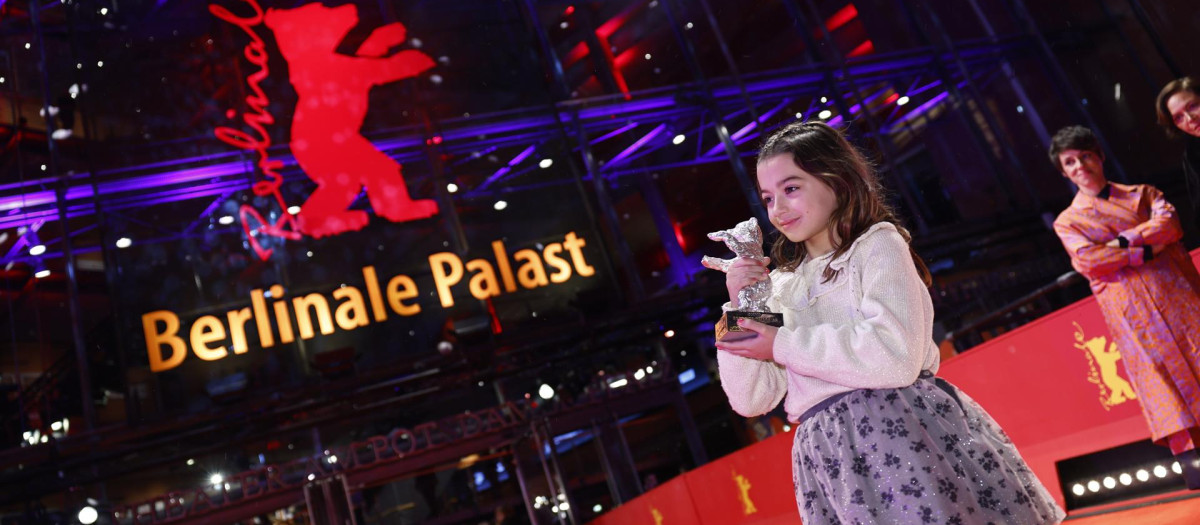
[211,0,439,259]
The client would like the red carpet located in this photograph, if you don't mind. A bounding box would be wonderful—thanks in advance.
[1066,491,1200,523]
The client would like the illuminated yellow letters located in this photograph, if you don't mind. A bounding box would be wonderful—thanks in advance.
[387,275,422,316]
[429,252,464,307]
[189,316,228,361]
[543,243,572,283]
[293,294,335,339]
[333,286,370,331]
[466,259,501,300]
[514,249,549,288]
[144,310,186,372]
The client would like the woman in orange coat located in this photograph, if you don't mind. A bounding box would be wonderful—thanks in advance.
[1050,125,1200,489]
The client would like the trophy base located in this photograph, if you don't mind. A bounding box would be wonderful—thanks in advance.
[716,310,785,342]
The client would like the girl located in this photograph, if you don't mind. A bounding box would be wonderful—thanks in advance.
[716,122,1064,524]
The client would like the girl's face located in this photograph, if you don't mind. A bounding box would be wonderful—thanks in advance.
[757,154,839,253]
[1168,90,1200,138]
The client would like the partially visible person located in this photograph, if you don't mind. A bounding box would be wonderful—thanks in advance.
[1049,125,1200,489]
[1156,77,1200,229]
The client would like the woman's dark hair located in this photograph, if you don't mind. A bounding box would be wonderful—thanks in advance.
[757,121,931,286]
[1048,125,1102,172]
[1156,77,1199,138]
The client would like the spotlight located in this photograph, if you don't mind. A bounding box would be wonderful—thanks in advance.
[897,96,910,106]
[539,158,553,169]
[35,269,50,279]
[672,134,685,145]
[115,237,132,249]
[645,366,653,374]
[664,329,675,338]
[1135,469,1149,482]
[818,110,832,119]
[634,369,646,380]
[794,112,803,119]
[538,384,555,400]
[29,244,46,256]
[1153,465,1168,478]
[609,378,628,388]
[820,96,828,103]
[327,455,338,464]
[1086,480,1100,492]
[447,183,459,193]
[287,206,301,215]
[644,53,652,60]
[186,458,195,466]
[593,504,603,512]
[1173,461,1183,475]
[210,473,223,485]
[78,506,98,525]
[494,201,508,211]
[1102,476,1116,489]
[1118,473,1131,485]
[218,215,235,225]
[1071,484,1085,496]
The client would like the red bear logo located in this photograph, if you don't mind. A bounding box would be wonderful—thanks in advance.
[264,3,439,238]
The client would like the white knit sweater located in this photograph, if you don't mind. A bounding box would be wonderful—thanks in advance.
[717,222,940,422]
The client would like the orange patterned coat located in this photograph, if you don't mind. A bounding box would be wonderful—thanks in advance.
[1053,183,1200,444]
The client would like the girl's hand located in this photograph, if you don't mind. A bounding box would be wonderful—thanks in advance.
[726,256,770,308]
[716,318,778,361]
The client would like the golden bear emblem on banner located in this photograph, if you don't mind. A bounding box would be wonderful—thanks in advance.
[732,469,758,515]
[1072,322,1137,410]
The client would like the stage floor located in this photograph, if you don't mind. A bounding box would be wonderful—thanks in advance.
[1066,490,1200,523]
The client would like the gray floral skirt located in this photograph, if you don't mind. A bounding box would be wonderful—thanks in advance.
[792,375,1065,525]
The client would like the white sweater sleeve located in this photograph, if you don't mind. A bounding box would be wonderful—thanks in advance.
[717,350,788,417]
[771,230,930,389]
[715,274,788,417]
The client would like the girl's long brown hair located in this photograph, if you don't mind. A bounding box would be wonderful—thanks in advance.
[758,121,931,286]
